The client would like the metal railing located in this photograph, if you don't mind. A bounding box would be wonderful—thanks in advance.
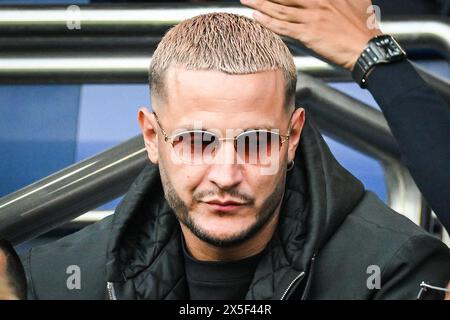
[0,6,449,50]
[1,55,449,108]
[0,136,146,244]
[1,6,449,103]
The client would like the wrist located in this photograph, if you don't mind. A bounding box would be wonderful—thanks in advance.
[351,34,407,88]
[348,31,384,70]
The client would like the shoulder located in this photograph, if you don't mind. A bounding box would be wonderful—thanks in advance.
[344,191,431,239]
[21,215,114,300]
[334,192,449,262]
[313,192,450,299]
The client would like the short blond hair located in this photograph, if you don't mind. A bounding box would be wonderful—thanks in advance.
[149,12,297,109]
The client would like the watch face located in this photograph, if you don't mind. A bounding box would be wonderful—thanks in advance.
[375,37,404,58]
[352,35,406,88]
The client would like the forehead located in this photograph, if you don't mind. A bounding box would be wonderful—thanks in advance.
[159,67,287,129]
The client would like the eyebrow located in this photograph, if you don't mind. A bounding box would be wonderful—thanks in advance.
[176,124,278,132]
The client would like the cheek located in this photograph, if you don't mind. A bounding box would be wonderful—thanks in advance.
[245,167,283,204]
[162,154,205,198]
[182,169,204,193]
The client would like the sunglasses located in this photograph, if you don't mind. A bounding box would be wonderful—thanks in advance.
[152,112,292,165]
[416,281,450,300]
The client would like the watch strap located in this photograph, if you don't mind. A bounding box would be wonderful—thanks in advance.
[352,35,407,88]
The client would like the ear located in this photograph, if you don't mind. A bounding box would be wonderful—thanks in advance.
[287,107,306,163]
[138,107,159,165]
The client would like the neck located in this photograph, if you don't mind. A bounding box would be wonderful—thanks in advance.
[180,203,282,262]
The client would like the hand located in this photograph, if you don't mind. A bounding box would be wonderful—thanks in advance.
[241,0,383,70]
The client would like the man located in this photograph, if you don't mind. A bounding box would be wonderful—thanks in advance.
[22,11,450,299]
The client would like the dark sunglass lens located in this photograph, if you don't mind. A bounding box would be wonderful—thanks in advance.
[256,131,277,160]
[173,131,217,163]
[172,132,191,161]
[236,131,257,164]
[236,131,279,164]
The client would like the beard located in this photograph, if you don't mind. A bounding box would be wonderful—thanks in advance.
[158,159,287,248]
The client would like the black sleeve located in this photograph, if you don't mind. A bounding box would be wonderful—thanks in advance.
[374,234,450,299]
[365,60,450,232]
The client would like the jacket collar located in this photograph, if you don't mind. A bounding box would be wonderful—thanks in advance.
[105,117,365,299]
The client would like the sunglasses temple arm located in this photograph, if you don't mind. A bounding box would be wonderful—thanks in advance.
[420,281,450,293]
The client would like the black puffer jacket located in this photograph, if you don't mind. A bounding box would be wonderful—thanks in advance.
[21,118,450,300]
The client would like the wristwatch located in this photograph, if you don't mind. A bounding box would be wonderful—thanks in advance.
[352,34,407,88]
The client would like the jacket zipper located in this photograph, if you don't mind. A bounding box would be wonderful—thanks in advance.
[106,257,314,300]
[280,271,305,300]
[300,254,317,300]
[107,282,117,300]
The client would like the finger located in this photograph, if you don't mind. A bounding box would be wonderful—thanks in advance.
[241,0,308,23]
[252,11,303,40]
[269,0,315,8]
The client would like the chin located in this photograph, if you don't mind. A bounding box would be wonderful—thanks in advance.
[189,214,259,247]
[201,218,254,237]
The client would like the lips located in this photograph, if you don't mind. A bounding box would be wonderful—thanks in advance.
[203,199,247,212]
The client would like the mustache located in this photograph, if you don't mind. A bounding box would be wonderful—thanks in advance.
[193,189,254,205]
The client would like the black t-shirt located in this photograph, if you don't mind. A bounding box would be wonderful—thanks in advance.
[181,239,263,300]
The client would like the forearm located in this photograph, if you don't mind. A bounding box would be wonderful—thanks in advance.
[366,60,450,230]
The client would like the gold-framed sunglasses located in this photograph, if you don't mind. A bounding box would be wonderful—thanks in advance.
[152,112,293,165]
[416,281,450,300]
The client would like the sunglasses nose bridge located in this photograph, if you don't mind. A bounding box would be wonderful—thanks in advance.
[213,137,238,164]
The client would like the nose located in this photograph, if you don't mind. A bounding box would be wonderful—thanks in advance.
[207,139,243,190]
